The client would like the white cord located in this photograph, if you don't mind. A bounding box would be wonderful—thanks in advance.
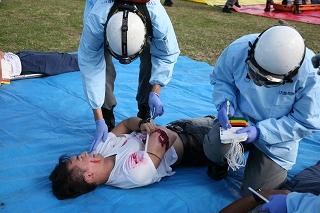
[143,134,150,159]
[224,140,245,171]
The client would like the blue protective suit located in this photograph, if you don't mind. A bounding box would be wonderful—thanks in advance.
[83,0,98,23]
[78,0,180,109]
[287,192,320,213]
[210,33,320,170]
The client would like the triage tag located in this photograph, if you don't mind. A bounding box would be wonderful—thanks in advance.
[1,59,11,84]
[220,117,248,144]
[221,117,249,171]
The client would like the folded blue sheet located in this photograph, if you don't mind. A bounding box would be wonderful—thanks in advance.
[0,56,319,213]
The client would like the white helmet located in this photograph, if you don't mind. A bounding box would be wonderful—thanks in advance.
[106,8,147,64]
[246,25,305,87]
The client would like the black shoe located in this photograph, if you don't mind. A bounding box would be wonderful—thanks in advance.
[137,105,151,119]
[234,0,241,7]
[207,161,229,180]
[293,10,302,14]
[222,6,232,13]
[163,1,173,6]
[102,108,115,131]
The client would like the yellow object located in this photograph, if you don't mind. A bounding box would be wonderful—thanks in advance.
[189,0,267,6]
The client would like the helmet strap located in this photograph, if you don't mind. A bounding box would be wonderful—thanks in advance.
[121,9,129,58]
[104,2,148,64]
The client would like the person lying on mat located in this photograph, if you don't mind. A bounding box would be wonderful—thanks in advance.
[0,50,79,86]
[219,160,320,213]
[49,115,215,200]
[205,22,320,197]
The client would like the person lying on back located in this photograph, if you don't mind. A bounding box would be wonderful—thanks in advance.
[49,115,215,199]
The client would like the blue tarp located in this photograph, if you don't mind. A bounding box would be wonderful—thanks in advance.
[0,56,319,212]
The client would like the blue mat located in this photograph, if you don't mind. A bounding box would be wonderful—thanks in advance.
[0,56,319,213]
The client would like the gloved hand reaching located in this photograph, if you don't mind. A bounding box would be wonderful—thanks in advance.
[90,119,108,152]
[236,126,260,143]
[262,194,287,213]
[218,101,235,129]
[148,92,164,119]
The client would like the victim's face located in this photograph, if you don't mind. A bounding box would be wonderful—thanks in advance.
[67,151,104,172]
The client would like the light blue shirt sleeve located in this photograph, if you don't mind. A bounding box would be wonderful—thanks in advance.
[78,0,111,109]
[147,1,180,86]
[78,0,179,109]
[287,192,320,213]
[83,0,99,23]
[210,34,320,170]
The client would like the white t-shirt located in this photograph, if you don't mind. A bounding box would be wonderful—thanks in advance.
[91,132,178,189]
[3,52,22,76]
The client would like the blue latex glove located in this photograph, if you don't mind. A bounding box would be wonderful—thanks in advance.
[236,126,260,143]
[148,92,164,119]
[262,194,287,213]
[311,54,320,68]
[218,101,235,129]
[90,119,108,152]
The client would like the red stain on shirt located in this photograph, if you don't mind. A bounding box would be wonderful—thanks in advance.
[156,129,169,151]
[127,152,146,169]
[121,138,128,147]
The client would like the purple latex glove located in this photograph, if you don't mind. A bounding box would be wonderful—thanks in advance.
[236,126,260,143]
[148,92,164,119]
[90,119,108,152]
[262,194,287,213]
[218,101,235,129]
[311,54,320,68]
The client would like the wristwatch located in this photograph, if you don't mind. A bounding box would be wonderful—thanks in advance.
[138,118,151,128]
[252,188,265,204]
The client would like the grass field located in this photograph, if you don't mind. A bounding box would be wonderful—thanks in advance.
[0,0,319,65]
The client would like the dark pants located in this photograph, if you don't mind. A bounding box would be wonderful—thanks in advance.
[16,51,79,76]
[167,116,215,166]
[225,0,238,7]
[102,40,152,110]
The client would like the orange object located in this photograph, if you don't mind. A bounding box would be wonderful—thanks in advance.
[1,79,10,84]
[273,2,320,12]
[228,117,248,127]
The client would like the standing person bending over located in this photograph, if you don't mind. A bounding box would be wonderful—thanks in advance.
[49,115,215,199]
[203,23,320,196]
[78,0,180,149]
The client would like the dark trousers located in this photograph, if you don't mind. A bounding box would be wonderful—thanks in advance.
[167,116,215,166]
[16,51,79,76]
[102,40,152,110]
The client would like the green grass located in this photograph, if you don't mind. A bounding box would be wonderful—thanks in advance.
[0,0,319,65]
